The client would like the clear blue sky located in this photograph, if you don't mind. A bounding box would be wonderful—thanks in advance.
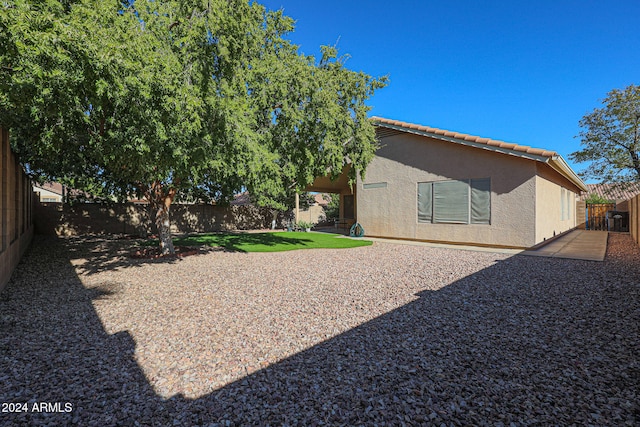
[259,0,639,183]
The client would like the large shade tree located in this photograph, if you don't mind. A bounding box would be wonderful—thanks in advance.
[570,84,640,183]
[0,0,387,253]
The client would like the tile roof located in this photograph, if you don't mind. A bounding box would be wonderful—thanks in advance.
[580,182,640,201]
[231,191,251,206]
[313,193,329,206]
[34,182,64,195]
[371,116,588,192]
[372,116,558,158]
[230,192,330,206]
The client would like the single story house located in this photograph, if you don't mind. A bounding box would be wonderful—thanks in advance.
[307,117,588,249]
[33,182,64,203]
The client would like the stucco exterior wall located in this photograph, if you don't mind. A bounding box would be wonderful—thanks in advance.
[534,176,576,242]
[534,163,580,243]
[297,204,326,225]
[356,132,539,248]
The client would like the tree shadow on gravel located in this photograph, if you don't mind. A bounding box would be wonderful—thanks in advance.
[66,232,309,276]
[1,235,638,426]
[64,235,220,276]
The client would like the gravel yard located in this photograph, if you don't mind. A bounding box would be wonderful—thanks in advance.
[1,233,638,426]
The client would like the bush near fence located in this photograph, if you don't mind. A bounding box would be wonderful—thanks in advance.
[1,127,35,292]
[34,202,287,237]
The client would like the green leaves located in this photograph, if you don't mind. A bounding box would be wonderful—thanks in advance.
[570,84,640,183]
[1,0,386,211]
[584,193,613,204]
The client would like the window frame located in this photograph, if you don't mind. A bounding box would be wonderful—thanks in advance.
[561,187,573,221]
[417,178,491,225]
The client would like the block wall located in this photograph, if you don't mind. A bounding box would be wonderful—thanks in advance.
[0,127,34,292]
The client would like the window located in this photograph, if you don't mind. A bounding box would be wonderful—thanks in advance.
[561,187,572,220]
[363,182,387,189]
[418,178,491,224]
[434,180,469,223]
[417,182,432,223]
[470,178,491,224]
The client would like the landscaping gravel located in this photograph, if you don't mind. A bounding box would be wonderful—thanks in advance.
[1,233,638,426]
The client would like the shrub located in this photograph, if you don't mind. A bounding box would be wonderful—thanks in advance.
[585,193,614,204]
[296,221,314,230]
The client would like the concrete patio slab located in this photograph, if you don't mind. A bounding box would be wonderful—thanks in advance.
[346,236,524,255]
[340,229,610,261]
[523,230,608,261]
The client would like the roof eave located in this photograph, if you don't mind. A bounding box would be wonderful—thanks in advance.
[373,119,588,192]
[547,155,588,192]
[375,121,551,163]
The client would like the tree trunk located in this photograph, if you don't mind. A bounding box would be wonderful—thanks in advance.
[156,202,175,255]
[147,181,178,255]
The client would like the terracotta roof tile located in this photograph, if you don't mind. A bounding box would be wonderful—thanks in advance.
[36,182,64,195]
[372,116,557,159]
[314,193,329,206]
[231,191,251,206]
[579,183,640,201]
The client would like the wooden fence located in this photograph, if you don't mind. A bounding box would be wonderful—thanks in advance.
[631,194,640,246]
[577,200,631,233]
[0,127,35,292]
[585,203,616,231]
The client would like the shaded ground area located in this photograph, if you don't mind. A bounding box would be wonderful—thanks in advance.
[0,234,638,426]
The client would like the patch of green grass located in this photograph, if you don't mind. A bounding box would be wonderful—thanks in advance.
[146,232,372,253]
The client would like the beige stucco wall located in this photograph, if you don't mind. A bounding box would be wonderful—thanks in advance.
[534,175,576,243]
[297,205,326,225]
[534,163,581,243]
[356,132,539,248]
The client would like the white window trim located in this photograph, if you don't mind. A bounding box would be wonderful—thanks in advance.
[561,187,572,221]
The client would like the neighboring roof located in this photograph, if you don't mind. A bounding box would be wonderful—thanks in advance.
[313,193,329,206]
[34,182,63,195]
[231,192,329,207]
[372,116,588,192]
[579,182,640,201]
[231,192,251,206]
[33,182,98,201]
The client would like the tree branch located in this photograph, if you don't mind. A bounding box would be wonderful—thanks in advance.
[628,148,640,180]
